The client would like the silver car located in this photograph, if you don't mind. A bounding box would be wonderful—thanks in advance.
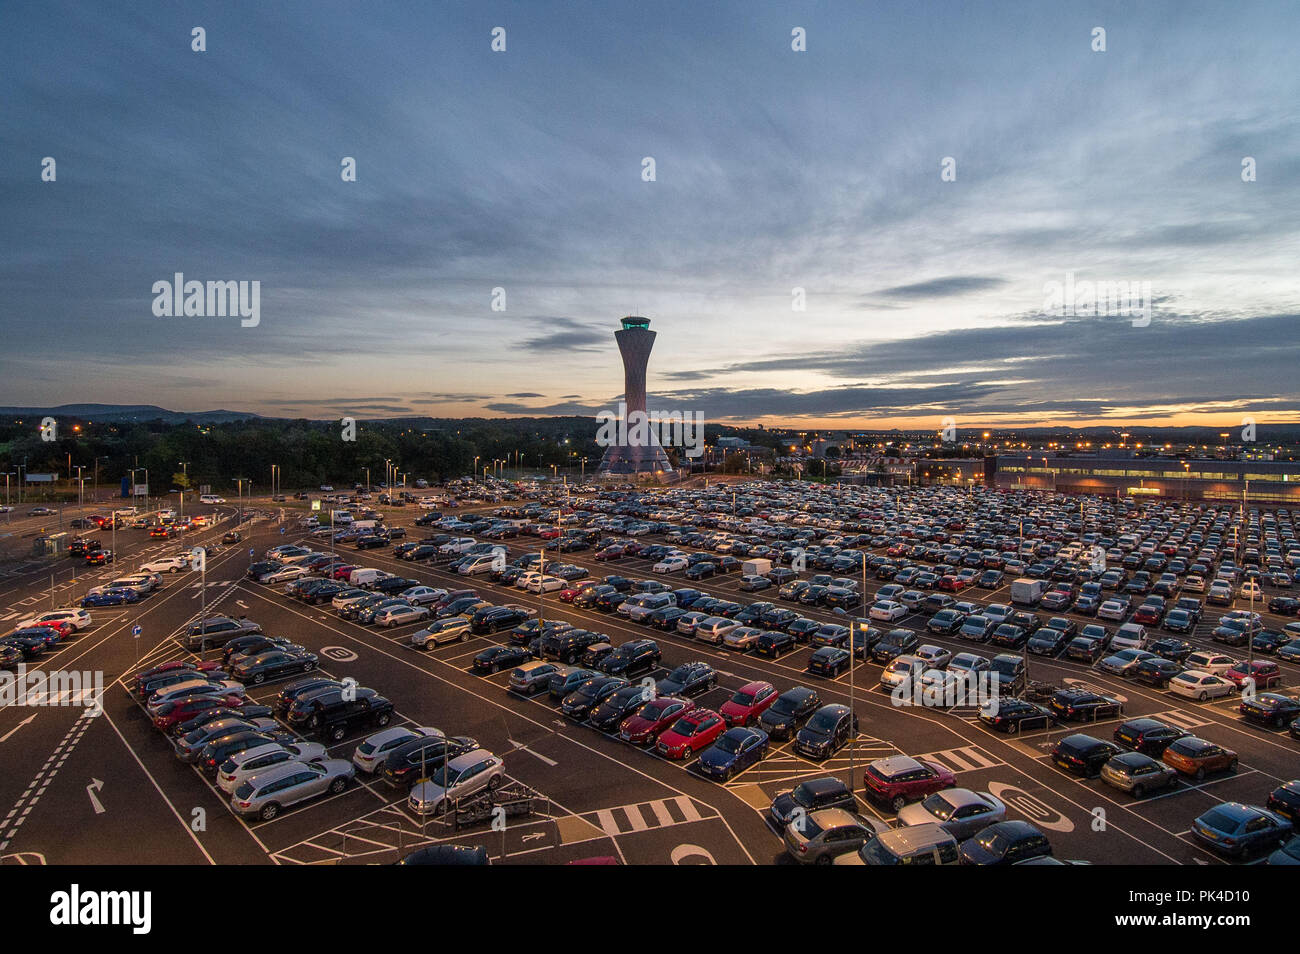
[217,741,328,793]
[230,759,356,820]
[896,788,1007,840]
[1100,751,1178,797]
[375,602,431,628]
[352,726,444,774]
[408,751,505,816]
[411,616,472,649]
[784,808,889,864]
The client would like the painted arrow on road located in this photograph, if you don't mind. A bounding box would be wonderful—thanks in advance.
[0,714,36,743]
[86,779,105,815]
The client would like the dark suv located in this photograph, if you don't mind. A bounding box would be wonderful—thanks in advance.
[599,639,661,677]
[185,616,262,651]
[287,686,394,741]
[540,628,607,664]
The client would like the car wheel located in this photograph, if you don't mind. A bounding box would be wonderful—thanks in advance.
[260,802,280,821]
[814,853,833,865]
[1195,767,1206,781]
[302,660,315,672]
[253,672,266,685]
[1131,784,1145,798]
[891,795,906,812]
[1228,758,1238,773]
[329,776,348,795]
[1198,691,1207,701]
[1006,721,1019,735]
[488,774,503,790]
[330,725,346,742]
[375,711,391,727]
[1274,715,1286,729]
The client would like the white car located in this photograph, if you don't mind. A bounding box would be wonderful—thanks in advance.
[879,655,926,691]
[1109,623,1148,651]
[695,617,739,645]
[352,726,443,774]
[438,537,477,555]
[525,575,565,594]
[1097,599,1129,622]
[217,741,329,793]
[653,555,689,574]
[408,751,505,816]
[870,600,907,622]
[1184,651,1238,675]
[140,555,188,574]
[1183,575,1206,593]
[17,608,92,631]
[1168,670,1235,701]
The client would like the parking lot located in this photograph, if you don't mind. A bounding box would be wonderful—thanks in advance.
[2,480,1298,865]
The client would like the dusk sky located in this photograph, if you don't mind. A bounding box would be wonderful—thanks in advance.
[3,1,1299,429]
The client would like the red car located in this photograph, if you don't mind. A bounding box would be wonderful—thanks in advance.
[538,528,560,540]
[622,541,645,557]
[1224,660,1282,690]
[152,694,247,730]
[27,619,74,641]
[618,697,695,746]
[863,755,956,811]
[331,564,359,581]
[719,680,779,727]
[937,575,965,592]
[558,586,583,603]
[1133,604,1163,625]
[594,546,625,561]
[887,543,909,557]
[656,708,726,759]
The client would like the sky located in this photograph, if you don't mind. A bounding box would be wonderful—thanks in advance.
[3,0,1299,430]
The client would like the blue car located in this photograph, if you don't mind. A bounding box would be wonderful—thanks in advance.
[696,726,769,781]
[1191,803,1292,858]
[80,589,139,607]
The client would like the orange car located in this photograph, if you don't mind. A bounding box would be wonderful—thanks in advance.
[1161,737,1238,780]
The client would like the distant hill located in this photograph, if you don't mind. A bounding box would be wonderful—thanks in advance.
[0,404,260,424]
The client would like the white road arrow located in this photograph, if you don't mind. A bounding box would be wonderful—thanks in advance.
[86,778,105,814]
[521,832,546,843]
[0,714,36,743]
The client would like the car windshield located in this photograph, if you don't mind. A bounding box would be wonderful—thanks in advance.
[716,734,744,754]
[1199,808,1238,831]
[730,690,756,706]
[921,792,956,821]
[807,710,839,732]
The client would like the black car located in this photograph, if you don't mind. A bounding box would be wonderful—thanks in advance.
[1050,688,1122,722]
[1133,656,1183,688]
[754,630,797,658]
[540,628,607,664]
[1238,692,1300,729]
[792,703,858,759]
[769,776,856,828]
[958,821,1053,865]
[589,684,653,731]
[978,698,1053,734]
[381,735,479,788]
[656,661,717,697]
[470,605,532,635]
[649,607,690,631]
[274,677,344,715]
[372,576,420,595]
[1065,633,1108,663]
[288,687,394,742]
[559,676,628,719]
[172,704,274,737]
[1113,718,1188,757]
[1051,733,1122,777]
[1266,780,1300,824]
[807,646,850,677]
[231,648,319,685]
[871,629,919,663]
[599,639,661,677]
[222,633,295,666]
[759,686,821,740]
[1147,637,1195,663]
[1026,627,1070,656]
[472,645,533,673]
[989,624,1028,649]
[786,618,822,643]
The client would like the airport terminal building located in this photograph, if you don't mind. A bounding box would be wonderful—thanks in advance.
[988,453,1300,504]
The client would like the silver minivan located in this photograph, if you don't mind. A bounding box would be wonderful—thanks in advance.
[835,822,961,865]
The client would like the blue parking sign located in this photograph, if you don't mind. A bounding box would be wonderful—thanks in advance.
[249,547,255,557]
[131,625,142,638]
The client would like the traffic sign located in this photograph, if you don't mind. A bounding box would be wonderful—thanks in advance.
[131,625,142,638]
[249,548,255,557]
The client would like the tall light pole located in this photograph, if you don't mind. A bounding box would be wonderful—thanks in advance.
[178,461,189,517]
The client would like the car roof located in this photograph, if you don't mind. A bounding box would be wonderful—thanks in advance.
[446,750,496,771]
[878,822,956,852]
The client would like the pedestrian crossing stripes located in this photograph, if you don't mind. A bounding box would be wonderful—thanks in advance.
[916,744,1002,774]
[1152,709,1212,731]
[586,796,711,837]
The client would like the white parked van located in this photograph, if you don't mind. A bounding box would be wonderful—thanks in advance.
[348,568,387,586]
[199,494,225,504]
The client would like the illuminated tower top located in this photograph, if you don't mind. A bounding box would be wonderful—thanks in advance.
[620,316,651,331]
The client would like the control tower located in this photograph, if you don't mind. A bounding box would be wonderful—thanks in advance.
[597,316,673,475]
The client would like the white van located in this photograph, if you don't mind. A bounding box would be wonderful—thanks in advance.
[199,494,225,504]
[348,568,387,587]
[331,510,354,525]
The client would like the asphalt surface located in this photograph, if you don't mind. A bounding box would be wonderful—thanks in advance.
[1,493,1297,866]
